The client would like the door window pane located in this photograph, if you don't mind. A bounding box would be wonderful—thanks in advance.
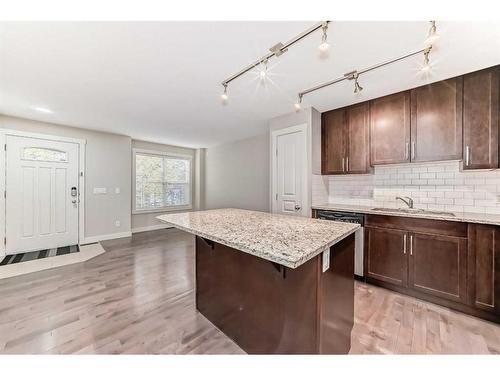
[22,147,68,162]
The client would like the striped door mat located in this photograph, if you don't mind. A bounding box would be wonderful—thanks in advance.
[0,245,79,266]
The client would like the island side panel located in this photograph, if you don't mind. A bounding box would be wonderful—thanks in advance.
[195,236,319,354]
[318,233,355,354]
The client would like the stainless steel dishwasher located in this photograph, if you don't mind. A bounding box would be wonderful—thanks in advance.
[316,210,364,278]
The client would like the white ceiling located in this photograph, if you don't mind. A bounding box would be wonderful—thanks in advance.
[0,21,499,148]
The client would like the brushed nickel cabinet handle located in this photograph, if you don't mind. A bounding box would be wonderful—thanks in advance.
[411,142,415,160]
[346,156,349,172]
[403,234,407,254]
[410,234,413,256]
[342,157,345,172]
[466,146,470,166]
[405,142,409,160]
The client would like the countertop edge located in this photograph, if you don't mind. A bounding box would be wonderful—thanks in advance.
[312,204,500,226]
[158,218,359,269]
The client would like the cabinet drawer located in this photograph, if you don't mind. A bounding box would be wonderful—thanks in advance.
[365,214,467,238]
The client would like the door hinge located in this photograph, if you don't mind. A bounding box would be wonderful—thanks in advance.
[4,144,6,151]
[3,190,5,199]
[276,148,278,157]
[275,193,278,200]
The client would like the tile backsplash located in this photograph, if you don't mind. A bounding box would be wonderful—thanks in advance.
[312,161,500,214]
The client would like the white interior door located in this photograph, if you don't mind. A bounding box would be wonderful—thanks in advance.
[273,125,307,216]
[5,135,79,254]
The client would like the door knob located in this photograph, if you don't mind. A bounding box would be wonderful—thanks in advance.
[294,204,301,211]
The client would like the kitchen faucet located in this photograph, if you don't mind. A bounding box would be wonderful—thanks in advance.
[396,196,414,209]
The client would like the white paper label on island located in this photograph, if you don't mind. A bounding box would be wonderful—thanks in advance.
[322,249,330,272]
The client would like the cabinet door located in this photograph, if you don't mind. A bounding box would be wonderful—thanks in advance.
[322,109,346,174]
[365,226,408,287]
[410,77,463,162]
[463,67,499,170]
[468,224,500,313]
[409,233,467,303]
[346,102,370,173]
[370,91,411,165]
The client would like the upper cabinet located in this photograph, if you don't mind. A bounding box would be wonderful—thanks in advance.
[370,91,411,165]
[322,65,499,171]
[463,66,499,170]
[322,104,370,175]
[322,109,346,174]
[410,77,463,162]
[346,102,370,174]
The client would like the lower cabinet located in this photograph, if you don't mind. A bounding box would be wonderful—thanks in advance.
[409,232,467,304]
[468,224,500,314]
[363,215,500,323]
[365,227,408,287]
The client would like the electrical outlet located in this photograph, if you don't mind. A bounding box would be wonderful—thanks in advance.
[115,220,121,227]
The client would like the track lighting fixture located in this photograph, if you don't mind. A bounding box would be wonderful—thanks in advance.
[220,84,228,104]
[424,21,439,46]
[220,21,330,104]
[294,94,303,112]
[318,22,330,53]
[421,46,432,72]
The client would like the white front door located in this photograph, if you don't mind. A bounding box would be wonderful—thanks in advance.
[5,135,80,254]
[272,125,307,216]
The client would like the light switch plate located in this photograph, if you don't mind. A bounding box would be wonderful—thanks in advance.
[322,249,330,272]
[115,187,120,194]
[93,187,107,194]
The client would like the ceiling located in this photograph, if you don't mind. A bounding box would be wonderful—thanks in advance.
[0,21,499,148]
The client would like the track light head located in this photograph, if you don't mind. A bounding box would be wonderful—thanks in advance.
[294,95,303,112]
[259,60,268,80]
[354,75,363,93]
[220,84,228,104]
[421,47,432,72]
[318,22,330,53]
[424,21,439,46]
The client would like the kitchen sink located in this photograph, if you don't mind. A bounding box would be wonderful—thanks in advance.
[371,207,456,217]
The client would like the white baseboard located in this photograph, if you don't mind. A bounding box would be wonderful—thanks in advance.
[82,231,132,244]
[132,224,173,233]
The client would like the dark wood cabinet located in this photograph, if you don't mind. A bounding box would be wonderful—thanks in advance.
[322,104,370,175]
[409,232,467,303]
[321,109,346,174]
[463,67,499,170]
[365,226,408,287]
[370,91,411,165]
[346,102,370,173]
[410,77,463,162]
[468,224,500,313]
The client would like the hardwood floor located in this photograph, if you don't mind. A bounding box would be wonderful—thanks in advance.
[0,228,499,354]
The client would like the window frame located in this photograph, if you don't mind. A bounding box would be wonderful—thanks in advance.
[132,148,193,214]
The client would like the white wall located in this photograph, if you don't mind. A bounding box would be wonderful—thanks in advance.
[204,133,269,212]
[131,139,197,232]
[313,160,500,215]
[0,115,132,241]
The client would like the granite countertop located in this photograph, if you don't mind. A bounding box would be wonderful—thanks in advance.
[312,203,500,226]
[157,208,359,269]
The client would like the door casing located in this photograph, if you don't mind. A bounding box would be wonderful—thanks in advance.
[0,129,86,257]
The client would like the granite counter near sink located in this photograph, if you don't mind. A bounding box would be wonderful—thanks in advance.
[312,203,500,226]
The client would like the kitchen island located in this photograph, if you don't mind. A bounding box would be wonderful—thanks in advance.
[157,208,359,354]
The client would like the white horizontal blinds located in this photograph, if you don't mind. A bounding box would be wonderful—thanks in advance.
[135,153,191,210]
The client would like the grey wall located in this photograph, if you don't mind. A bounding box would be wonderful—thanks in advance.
[131,139,197,231]
[204,133,270,212]
[0,115,132,240]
